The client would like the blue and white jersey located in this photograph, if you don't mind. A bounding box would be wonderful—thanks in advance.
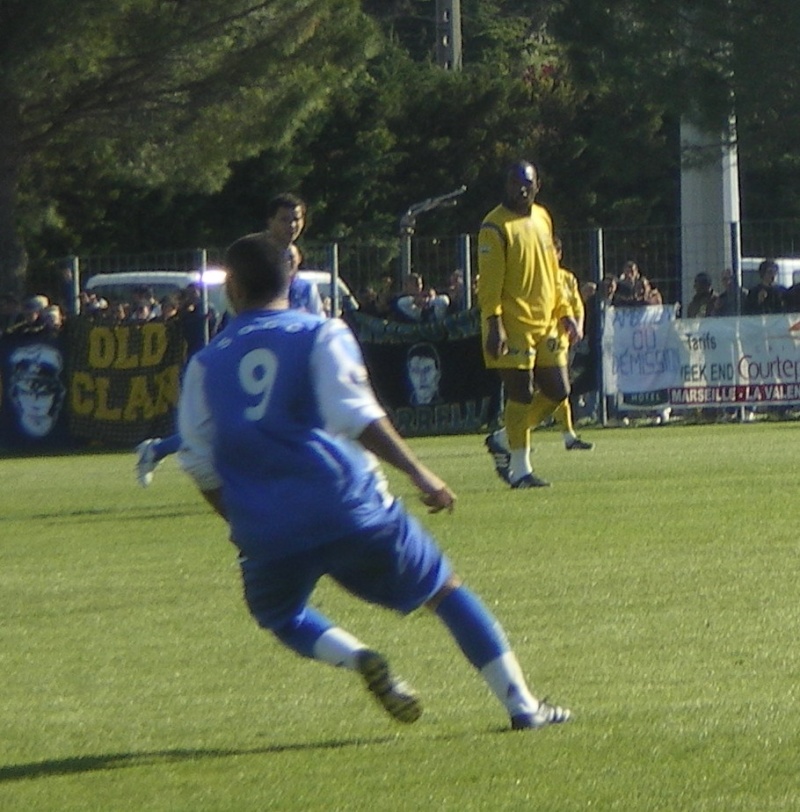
[178,308,387,559]
[289,275,325,316]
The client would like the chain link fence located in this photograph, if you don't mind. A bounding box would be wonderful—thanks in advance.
[38,218,800,315]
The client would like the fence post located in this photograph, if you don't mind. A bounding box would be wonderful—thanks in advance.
[591,227,610,426]
[69,255,81,315]
[400,233,412,280]
[195,248,210,344]
[327,242,340,317]
[729,220,742,316]
[728,221,750,422]
[458,233,472,310]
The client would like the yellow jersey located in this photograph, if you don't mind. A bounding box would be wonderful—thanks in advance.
[477,202,569,339]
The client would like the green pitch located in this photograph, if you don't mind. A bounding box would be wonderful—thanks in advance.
[2,422,798,811]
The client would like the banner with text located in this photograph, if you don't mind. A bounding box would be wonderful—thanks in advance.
[67,318,185,446]
[603,307,800,408]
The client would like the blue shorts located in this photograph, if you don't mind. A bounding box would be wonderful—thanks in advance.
[239,498,453,630]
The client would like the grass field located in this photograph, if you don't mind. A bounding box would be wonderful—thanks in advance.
[2,422,799,811]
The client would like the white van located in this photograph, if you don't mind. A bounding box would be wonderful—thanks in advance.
[740,258,800,290]
[84,269,230,314]
[84,268,358,316]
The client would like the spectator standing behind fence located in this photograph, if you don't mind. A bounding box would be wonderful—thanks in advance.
[127,301,152,324]
[611,261,638,306]
[40,305,65,336]
[446,269,467,313]
[712,269,747,316]
[744,259,785,315]
[390,273,450,323]
[601,275,617,306]
[478,160,578,489]
[784,277,800,313]
[179,283,218,355]
[131,285,161,320]
[633,276,663,306]
[374,276,394,318]
[160,295,179,322]
[176,231,572,732]
[686,273,718,318]
[5,295,49,336]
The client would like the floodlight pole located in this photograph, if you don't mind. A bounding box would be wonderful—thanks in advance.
[398,185,467,278]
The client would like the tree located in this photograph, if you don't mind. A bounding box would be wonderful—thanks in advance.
[551,0,800,218]
[0,0,376,291]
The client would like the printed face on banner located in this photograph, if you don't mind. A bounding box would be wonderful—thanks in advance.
[406,342,442,405]
[9,344,66,438]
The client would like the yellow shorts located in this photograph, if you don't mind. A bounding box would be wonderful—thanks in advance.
[482,323,560,371]
[534,332,569,369]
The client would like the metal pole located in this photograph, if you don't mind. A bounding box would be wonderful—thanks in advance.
[458,233,472,310]
[328,242,340,317]
[196,248,210,344]
[400,233,412,281]
[730,220,742,315]
[70,255,80,316]
[729,220,748,422]
[593,227,610,426]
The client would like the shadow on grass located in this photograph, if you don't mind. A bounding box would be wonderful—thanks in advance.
[0,736,403,782]
[0,505,204,523]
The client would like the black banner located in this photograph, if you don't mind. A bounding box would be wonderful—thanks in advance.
[66,318,185,447]
[346,308,502,437]
[0,332,71,449]
[1,311,499,451]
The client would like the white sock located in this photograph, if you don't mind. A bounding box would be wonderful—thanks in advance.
[509,450,532,482]
[479,652,539,717]
[563,431,577,444]
[493,427,510,451]
[312,627,365,670]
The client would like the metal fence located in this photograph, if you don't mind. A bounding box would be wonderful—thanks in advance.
[55,218,800,314]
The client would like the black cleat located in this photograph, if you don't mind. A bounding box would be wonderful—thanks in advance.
[565,437,594,451]
[356,650,422,724]
[484,433,511,483]
[510,472,551,489]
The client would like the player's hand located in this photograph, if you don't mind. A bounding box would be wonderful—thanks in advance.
[412,466,456,513]
[560,316,581,345]
[420,485,456,514]
[485,316,508,359]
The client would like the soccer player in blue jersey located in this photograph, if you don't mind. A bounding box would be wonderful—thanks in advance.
[135,194,318,486]
[176,231,572,731]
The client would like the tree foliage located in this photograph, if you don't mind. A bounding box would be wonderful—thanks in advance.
[0,0,376,289]
[552,0,800,218]
[5,0,800,295]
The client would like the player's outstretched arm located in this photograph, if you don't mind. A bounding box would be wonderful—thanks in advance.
[358,417,456,514]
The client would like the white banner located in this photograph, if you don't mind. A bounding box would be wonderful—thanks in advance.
[602,307,800,408]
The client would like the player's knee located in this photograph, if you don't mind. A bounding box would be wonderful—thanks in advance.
[425,574,463,611]
[537,367,570,402]
[500,370,534,403]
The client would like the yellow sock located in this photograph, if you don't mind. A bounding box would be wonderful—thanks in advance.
[552,398,574,435]
[527,394,560,430]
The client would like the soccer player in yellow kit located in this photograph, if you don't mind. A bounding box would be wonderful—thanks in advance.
[478,161,579,488]
[538,236,594,451]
